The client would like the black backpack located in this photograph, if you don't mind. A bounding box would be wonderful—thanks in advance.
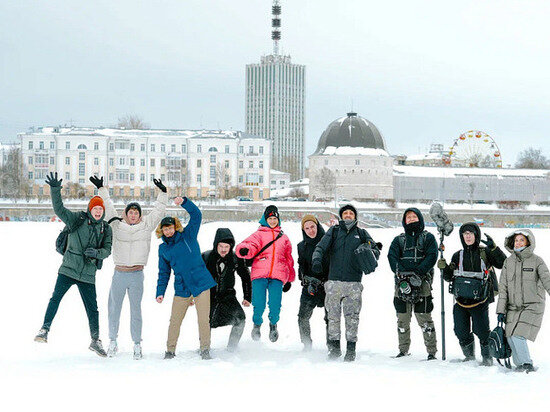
[55,212,87,255]
[488,320,512,369]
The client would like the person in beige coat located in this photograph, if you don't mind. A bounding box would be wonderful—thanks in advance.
[91,175,168,359]
[496,229,550,372]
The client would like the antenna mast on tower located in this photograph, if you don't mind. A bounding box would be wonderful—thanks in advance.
[271,1,281,55]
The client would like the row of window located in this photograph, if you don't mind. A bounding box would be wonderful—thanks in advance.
[27,140,266,155]
[323,159,389,167]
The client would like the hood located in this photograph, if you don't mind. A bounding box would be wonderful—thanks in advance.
[259,214,281,228]
[156,217,184,239]
[459,222,481,249]
[402,208,424,235]
[302,219,326,244]
[505,229,535,258]
[213,228,235,250]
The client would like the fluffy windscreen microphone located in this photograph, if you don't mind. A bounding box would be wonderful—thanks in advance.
[429,202,454,236]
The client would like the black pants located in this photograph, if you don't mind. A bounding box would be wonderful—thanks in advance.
[297,287,328,345]
[42,274,99,340]
[453,301,490,347]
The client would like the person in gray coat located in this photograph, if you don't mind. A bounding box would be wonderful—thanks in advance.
[496,229,550,373]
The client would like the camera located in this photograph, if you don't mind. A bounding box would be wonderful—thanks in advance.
[303,276,323,296]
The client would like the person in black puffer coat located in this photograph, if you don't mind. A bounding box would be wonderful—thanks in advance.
[202,228,252,351]
[438,222,506,365]
[297,215,330,351]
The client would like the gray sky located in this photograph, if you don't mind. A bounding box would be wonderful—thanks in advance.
[1,0,549,166]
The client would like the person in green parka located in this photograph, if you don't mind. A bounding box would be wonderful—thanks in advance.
[34,172,113,357]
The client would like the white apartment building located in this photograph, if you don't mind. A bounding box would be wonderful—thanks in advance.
[19,127,271,200]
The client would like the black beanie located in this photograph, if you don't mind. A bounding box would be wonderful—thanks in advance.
[339,204,357,219]
[160,216,175,228]
[125,202,142,217]
[263,205,280,220]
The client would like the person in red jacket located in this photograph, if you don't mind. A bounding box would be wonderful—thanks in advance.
[235,205,295,343]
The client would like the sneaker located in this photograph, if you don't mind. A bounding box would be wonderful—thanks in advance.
[427,354,437,361]
[269,323,279,342]
[251,324,261,341]
[34,328,48,343]
[395,352,410,358]
[107,340,118,357]
[89,339,107,357]
[522,363,537,373]
[200,349,212,360]
[133,343,142,360]
[164,351,176,359]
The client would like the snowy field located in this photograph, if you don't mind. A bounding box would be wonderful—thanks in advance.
[1,221,549,410]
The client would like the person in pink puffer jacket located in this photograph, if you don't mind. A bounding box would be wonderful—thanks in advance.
[236,205,295,343]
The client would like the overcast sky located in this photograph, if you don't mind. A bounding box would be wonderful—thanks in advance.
[1,0,549,166]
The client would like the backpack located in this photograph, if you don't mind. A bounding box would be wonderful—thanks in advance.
[397,231,433,283]
[245,231,284,267]
[488,320,512,369]
[55,212,87,255]
[451,247,498,302]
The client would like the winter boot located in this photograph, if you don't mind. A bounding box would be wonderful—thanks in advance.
[394,351,410,358]
[327,340,342,360]
[460,341,476,362]
[269,323,279,342]
[107,340,118,357]
[427,354,437,361]
[480,344,493,366]
[89,339,107,357]
[200,349,212,360]
[344,341,356,362]
[522,363,537,373]
[227,321,245,352]
[302,340,313,352]
[251,324,261,341]
[164,351,175,359]
[34,328,48,343]
[133,343,142,360]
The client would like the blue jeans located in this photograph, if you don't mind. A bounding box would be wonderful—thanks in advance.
[508,335,533,366]
[252,278,283,325]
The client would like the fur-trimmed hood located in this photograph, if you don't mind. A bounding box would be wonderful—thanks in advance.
[155,217,184,238]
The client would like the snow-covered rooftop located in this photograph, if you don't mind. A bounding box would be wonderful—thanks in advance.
[270,169,290,176]
[405,152,444,161]
[394,165,550,178]
[317,146,389,156]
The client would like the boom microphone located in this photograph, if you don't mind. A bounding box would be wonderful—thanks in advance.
[429,202,454,236]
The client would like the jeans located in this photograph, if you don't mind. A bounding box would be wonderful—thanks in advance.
[507,335,533,366]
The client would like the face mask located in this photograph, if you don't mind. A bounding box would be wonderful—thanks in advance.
[514,246,526,252]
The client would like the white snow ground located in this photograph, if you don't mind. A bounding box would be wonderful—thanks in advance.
[1,221,549,410]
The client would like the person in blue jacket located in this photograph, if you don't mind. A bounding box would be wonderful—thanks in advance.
[155,196,217,360]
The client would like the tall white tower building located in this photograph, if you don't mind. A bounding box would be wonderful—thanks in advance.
[245,1,306,179]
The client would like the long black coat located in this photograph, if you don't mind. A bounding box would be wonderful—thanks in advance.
[202,228,252,328]
[312,220,378,282]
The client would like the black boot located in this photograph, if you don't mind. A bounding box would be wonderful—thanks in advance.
[480,344,493,366]
[251,324,261,341]
[461,341,475,362]
[344,341,356,362]
[34,328,48,343]
[269,323,279,342]
[89,339,107,357]
[327,340,342,360]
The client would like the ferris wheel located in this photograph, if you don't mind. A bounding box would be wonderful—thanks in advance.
[443,130,502,168]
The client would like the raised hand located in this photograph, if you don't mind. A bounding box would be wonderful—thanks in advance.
[89,175,104,189]
[153,178,167,193]
[480,234,496,249]
[174,196,184,206]
[45,172,62,187]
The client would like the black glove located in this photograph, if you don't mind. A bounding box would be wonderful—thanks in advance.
[89,175,103,189]
[45,172,62,187]
[153,178,167,193]
[239,247,249,257]
[376,242,383,251]
[283,282,291,293]
[497,313,506,323]
[84,248,99,259]
[480,234,496,250]
[312,261,323,275]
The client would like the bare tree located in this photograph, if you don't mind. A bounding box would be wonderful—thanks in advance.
[289,187,306,198]
[65,182,86,199]
[117,114,150,130]
[516,147,549,169]
[215,163,231,199]
[315,167,336,199]
[0,146,30,200]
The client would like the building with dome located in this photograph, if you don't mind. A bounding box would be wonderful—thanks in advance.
[308,112,393,201]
